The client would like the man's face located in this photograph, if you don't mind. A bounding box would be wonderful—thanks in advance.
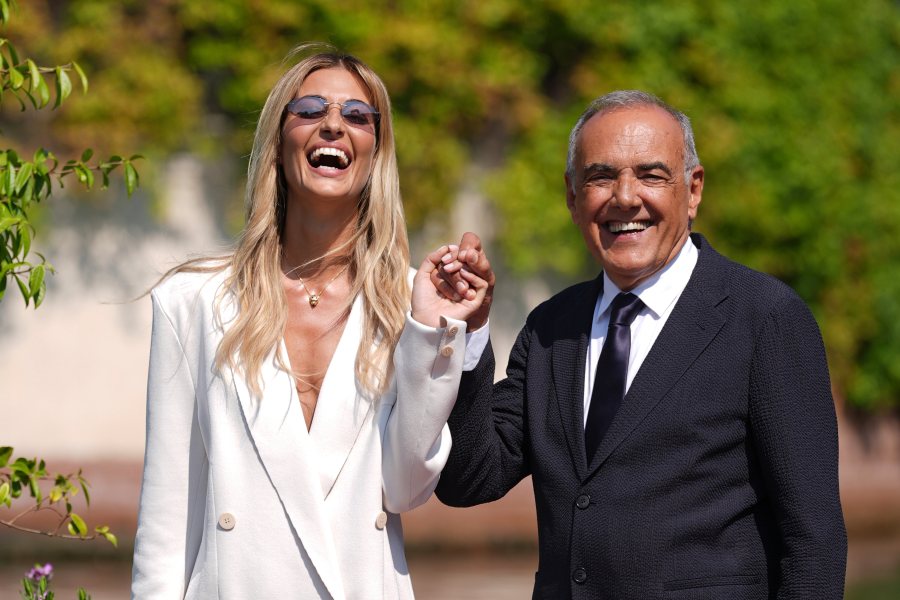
[566,106,704,291]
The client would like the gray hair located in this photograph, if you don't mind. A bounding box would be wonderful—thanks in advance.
[565,90,700,184]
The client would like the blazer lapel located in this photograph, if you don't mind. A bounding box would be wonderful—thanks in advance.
[587,235,728,478]
[551,276,603,481]
[309,295,372,498]
[232,345,345,600]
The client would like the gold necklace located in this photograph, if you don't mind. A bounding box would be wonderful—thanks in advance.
[294,264,348,308]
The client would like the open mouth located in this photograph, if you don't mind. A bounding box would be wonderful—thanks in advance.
[307,147,350,170]
[605,221,651,235]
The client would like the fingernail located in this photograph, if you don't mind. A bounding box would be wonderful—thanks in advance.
[441,252,453,263]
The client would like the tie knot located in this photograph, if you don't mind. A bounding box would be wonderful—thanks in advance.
[608,292,644,327]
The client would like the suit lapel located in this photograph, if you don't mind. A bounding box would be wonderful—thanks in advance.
[309,295,372,498]
[551,276,603,481]
[586,235,729,478]
[231,338,345,600]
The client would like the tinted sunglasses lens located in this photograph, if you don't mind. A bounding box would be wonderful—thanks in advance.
[341,101,378,126]
[289,97,327,120]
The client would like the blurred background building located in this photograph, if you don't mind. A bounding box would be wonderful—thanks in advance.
[2,1,899,597]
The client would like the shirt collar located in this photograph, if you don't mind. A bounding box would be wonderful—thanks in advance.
[597,236,699,320]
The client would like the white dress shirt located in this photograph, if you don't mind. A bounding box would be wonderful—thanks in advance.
[583,238,698,425]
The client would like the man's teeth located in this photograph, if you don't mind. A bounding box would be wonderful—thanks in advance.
[608,221,649,233]
[309,147,349,167]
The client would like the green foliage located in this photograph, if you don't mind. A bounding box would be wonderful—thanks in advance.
[0,2,141,308]
[0,446,117,546]
[19,562,93,600]
[3,0,898,409]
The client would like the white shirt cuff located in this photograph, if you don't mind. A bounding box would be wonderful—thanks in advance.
[463,320,490,371]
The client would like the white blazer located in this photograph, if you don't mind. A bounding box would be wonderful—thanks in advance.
[131,269,467,599]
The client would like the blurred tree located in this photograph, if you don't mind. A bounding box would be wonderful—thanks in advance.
[4,0,898,408]
[1,0,127,558]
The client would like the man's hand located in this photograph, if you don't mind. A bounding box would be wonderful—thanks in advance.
[429,232,494,331]
[411,241,491,329]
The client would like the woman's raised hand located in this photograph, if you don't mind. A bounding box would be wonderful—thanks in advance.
[411,232,494,330]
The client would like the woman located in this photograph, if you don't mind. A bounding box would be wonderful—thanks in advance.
[131,45,488,599]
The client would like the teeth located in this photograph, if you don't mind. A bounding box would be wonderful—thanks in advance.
[608,221,649,233]
[309,147,349,167]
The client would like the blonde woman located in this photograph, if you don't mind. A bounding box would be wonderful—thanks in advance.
[131,46,490,599]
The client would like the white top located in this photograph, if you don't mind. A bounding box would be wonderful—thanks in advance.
[582,238,698,425]
[132,268,471,599]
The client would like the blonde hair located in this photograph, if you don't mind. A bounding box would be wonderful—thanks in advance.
[171,44,409,398]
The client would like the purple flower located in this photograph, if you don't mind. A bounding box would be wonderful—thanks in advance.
[25,562,53,582]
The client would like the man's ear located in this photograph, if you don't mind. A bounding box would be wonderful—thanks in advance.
[565,173,577,218]
[687,165,704,220]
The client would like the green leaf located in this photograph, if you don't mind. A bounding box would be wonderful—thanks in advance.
[0,482,9,504]
[55,67,72,108]
[0,446,12,467]
[69,512,87,536]
[14,161,33,193]
[33,278,46,308]
[4,37,19,65]
[20,223,31,258]
[73,61,88,93]
[14,274,29,306]
[8,65,24,90]
[26,59,40,89]
[0,216,20,233]
[28,476,41,502]
[78,476,91,505]
[28,264,44,298]
[81,148,94,162]
[124,161,138,196]
[0,0,9,24]
[101,530,118,548]
[49,486,63,503]
[36,76,50,108]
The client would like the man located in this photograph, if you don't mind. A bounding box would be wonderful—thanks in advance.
[435,91,847,599]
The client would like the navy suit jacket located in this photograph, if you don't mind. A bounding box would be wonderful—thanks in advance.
[436,234,847,599]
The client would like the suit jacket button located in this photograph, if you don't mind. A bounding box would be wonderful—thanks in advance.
[572,567,587,584]
[375,511,388,530]
[440,345,454,357]
[218,512,236,531]
[575,494,590,509]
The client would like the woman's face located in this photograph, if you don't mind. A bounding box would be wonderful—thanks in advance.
[280,67,378,208]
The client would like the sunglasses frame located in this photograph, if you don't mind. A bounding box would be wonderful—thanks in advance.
[285,96,381,131]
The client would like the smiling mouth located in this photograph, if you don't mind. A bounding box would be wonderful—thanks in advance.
[606,221,651,234]
[308,147,350,170]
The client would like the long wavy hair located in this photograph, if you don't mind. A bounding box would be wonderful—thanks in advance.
[171,44,409,398]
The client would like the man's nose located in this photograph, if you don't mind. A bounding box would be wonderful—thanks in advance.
[612,173,640,208]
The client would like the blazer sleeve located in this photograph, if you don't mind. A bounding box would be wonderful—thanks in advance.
[132,289,207,598]
[748,292,847,598]
[381,313,468,513]
[435,316,533,507]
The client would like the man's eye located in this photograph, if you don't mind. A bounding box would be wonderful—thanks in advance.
[587,173,615,183]
[641,174,667,182]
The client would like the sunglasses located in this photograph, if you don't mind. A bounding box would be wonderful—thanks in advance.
[285,96,380,130]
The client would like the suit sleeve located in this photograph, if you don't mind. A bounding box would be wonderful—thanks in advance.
[435,316,533,507]
[381,314,468,513]
[748,293,847,598]
[131,290,207,598]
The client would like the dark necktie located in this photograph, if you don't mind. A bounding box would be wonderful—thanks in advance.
[584,292,645,461]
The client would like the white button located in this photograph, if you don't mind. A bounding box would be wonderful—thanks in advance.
[375,511,388,530]
[440,345,454,357]
[218,512,236,531]
[448,325,460,336]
